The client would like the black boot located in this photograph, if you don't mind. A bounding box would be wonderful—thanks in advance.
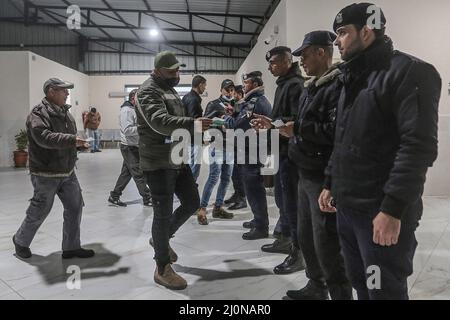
[242,220,255,229]
[242,228,268,240]
[224,193,239,205]
[328,282,354,300]
[286,280,329,300]
[273,245,305,274]
[261,235,292,254]
[228,198,247,210]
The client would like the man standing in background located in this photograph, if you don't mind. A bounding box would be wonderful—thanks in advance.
[182,75,207,181]
[84,106,101,153]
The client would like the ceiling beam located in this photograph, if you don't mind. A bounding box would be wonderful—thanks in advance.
[27,3,265,20]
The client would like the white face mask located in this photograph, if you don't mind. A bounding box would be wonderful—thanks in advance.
[222,95,232,102]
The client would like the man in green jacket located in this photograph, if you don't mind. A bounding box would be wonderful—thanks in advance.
[135,51,211,290]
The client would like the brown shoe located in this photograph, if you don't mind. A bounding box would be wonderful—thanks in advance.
[212,206,234,219]
[149,238,178,263]
[154,264,187,290]
[196,208,209,225]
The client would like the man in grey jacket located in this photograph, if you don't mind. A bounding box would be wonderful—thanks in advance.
[109,89,152,207]
[13,78,94,260]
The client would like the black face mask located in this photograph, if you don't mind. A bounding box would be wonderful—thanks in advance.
[164,77,180,88]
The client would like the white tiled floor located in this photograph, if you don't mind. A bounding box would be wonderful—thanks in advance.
[0,149,449,300]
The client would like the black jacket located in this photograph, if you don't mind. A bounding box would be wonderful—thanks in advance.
[325,36,441,221]
[289,64,342,178]
[225,86,272,164]
[26,98,78,175]
[272,62,305,156]
[204,96,234,118]
[182,90,203,119]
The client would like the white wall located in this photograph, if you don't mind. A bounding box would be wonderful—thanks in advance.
[236,0,288,104]
[0,52,30,167]
[238,0,450,195]
[284,0,450,195]
[89,74,235,129]
[28,52,90,130]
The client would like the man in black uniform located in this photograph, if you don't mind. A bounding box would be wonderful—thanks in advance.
[260,46,305,275]
[318,3,441,300]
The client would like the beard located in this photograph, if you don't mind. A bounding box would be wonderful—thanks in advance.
[164,76,180,88]
[340,37,365,61]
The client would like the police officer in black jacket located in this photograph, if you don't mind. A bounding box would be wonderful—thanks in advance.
[261,46,306,275]
[285,31,351,300]
[318,3,441,300]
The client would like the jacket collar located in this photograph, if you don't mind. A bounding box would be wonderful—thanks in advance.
[121,100,134,108]
[276,62,303,85]
[339,35,394,76]
[243,86,265,102]
[304,63,342,88]
[42,98,70,117]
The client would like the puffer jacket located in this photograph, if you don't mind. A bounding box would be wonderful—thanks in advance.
[288,64,342,177]
[26,98,77,175]
[325,36,441,221]
[136,74,194,171]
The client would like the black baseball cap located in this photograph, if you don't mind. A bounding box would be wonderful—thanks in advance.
[43,78,74,94]
[242,71,262,81]
[333,2,386,32]
[292,31,337,56]
[221,79,235,90]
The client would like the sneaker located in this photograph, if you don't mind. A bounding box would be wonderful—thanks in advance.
[149,238,178,263]
[212,206,234,219]
[62,248,95,259]
[108,196,127,207]
[154,264,187,290]
[12,235,32,259]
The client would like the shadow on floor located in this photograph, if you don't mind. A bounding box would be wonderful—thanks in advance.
[17,243,129,285]
[173,259,273,282]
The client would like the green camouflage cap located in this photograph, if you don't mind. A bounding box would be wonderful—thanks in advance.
[154,51,186,69]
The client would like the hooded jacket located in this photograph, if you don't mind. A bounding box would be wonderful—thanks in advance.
[119,100,139,146]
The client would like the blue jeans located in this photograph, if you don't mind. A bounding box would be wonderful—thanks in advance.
[189,144,202,182]
[87,129,100,151]
[336,206,418,300]
[200,148,234,208]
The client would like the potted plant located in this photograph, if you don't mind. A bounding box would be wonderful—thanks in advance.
[14,129,28,167]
